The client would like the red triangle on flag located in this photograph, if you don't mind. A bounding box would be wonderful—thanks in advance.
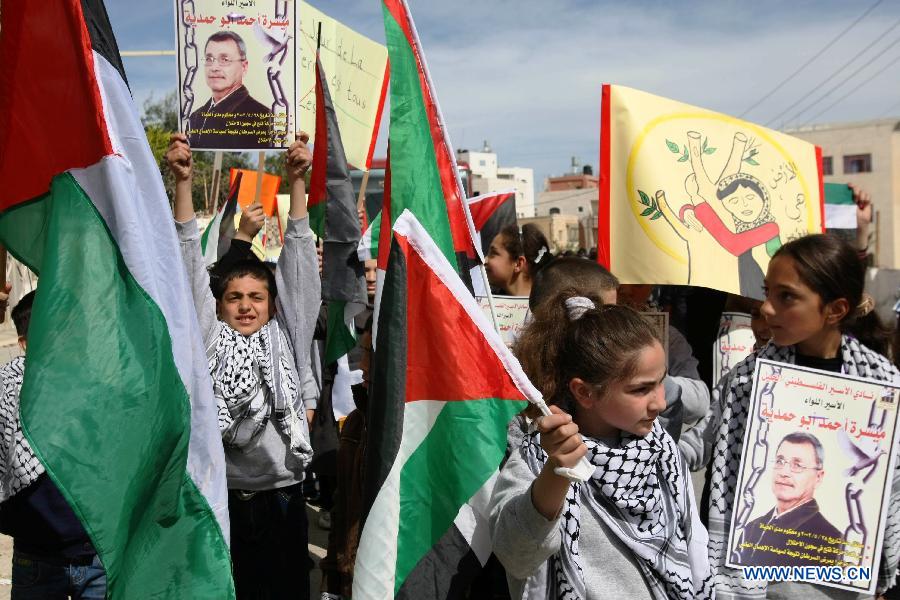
[397,228,528,404]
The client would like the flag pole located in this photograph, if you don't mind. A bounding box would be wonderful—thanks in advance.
[210,151,223,212]
[479,263,501,334]
[356,170,370,216]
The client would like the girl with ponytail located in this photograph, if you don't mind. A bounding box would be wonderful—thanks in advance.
[490,292,713,600]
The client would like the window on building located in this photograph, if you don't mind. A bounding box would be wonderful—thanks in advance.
[822,156,833,176]
[479,159,486,167]
[843,154,871,174]
[578,206,584,213]
[549,207,561,215]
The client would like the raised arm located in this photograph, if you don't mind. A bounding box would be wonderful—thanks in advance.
[165,134,219,349]
[275,132,320,378]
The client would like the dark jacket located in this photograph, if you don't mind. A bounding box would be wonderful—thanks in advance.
[188,85,272,149]
[738,498,843,567]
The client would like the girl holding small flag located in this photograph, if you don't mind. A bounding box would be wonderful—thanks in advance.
[490,294,713,599]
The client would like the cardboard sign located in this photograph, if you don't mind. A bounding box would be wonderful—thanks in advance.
[176,0,296,150]
[727,359,900,594]
[713,312,756,385]
[477,295,530,348]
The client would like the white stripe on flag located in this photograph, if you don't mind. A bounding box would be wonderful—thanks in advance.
[72,52,229,538]
[825,203,857,230]
[353,400,446,600]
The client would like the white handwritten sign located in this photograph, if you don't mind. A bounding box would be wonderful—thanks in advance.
[298,2,389,170]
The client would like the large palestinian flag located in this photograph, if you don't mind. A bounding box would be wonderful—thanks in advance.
[0,1,233,598]
[353,210,535,598]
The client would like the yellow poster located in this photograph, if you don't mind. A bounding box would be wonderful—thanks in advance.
[298,2,389,170]
[599,85,824,299]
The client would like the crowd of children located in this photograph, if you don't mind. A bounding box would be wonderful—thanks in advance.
[1,132,899,600]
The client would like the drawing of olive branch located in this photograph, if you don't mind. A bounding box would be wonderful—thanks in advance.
[638,190,663,220]
[666,137,716,163]
[742,137,760,166]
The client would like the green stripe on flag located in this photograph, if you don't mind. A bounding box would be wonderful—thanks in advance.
[310,200,326,240]
[824,182,854,205]
[324,299,357,365]
[0,173,233,598]
[394,397,526,592]
[382,7,457,268]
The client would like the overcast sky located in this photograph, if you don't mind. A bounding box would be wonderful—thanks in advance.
[109,0,900,187]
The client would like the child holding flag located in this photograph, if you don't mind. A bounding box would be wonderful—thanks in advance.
[490,293,712,599]
[166,132,319,599]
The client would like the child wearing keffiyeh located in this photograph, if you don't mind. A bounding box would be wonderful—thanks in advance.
[490,295,713,600]
[166,132,320,600]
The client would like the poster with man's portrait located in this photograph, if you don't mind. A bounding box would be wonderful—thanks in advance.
[727,359,900,594]
[175,0,296,150]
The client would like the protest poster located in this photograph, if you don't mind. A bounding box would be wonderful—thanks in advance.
[298,1,389,170]
[476,295,530,348]
[599,85,824,300]
[727,359,900,594]
[713,312,755,386]
[175,0,296,150]
[642,311,669,360]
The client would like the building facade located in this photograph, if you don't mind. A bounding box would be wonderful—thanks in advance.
[788,118,900,267]
[457,144,535,218]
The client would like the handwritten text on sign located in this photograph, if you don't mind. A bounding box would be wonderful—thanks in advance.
[298,2,389,170]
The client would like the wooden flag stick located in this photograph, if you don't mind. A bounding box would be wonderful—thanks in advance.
[356,170,370,214]
[254,151,265,205]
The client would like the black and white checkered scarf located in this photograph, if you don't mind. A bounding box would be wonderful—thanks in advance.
[523,420,714,600]
[708,337,900,597]
[0,356,44,501]
[208,320,312,465]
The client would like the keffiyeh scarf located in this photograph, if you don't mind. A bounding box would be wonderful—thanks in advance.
[523,420,713,600]
[209,320,312,466]
[0,356,44,501]
[708,337,900,597]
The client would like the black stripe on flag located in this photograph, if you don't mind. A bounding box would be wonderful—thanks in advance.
[361,236,408,524]
[397,523,483,599]
[81,0,128,88]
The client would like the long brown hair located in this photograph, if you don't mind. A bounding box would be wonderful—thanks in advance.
[514,290,661,411]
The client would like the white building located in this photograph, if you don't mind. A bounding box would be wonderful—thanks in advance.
[457,142,535,218]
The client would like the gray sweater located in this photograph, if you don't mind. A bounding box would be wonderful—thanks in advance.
[489,445,654,600]
[177,216,320,490]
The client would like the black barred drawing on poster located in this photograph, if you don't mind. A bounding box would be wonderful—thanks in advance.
[727,359,900,594]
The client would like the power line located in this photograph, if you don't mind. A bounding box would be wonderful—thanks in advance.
[740,0,884,118]
[798,51,900,127]
[765,16,900,127]
[779,30,900,127]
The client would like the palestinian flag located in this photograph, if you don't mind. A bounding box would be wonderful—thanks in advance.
[824,182,857,230]
[200,170,241,266]
[0,1,233,598]
[353,209,536,598]
[467,190,518,260]
[307,44,365,304]
[378,0,479,278]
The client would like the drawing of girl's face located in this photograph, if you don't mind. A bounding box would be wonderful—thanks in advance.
[722,184,765,223]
